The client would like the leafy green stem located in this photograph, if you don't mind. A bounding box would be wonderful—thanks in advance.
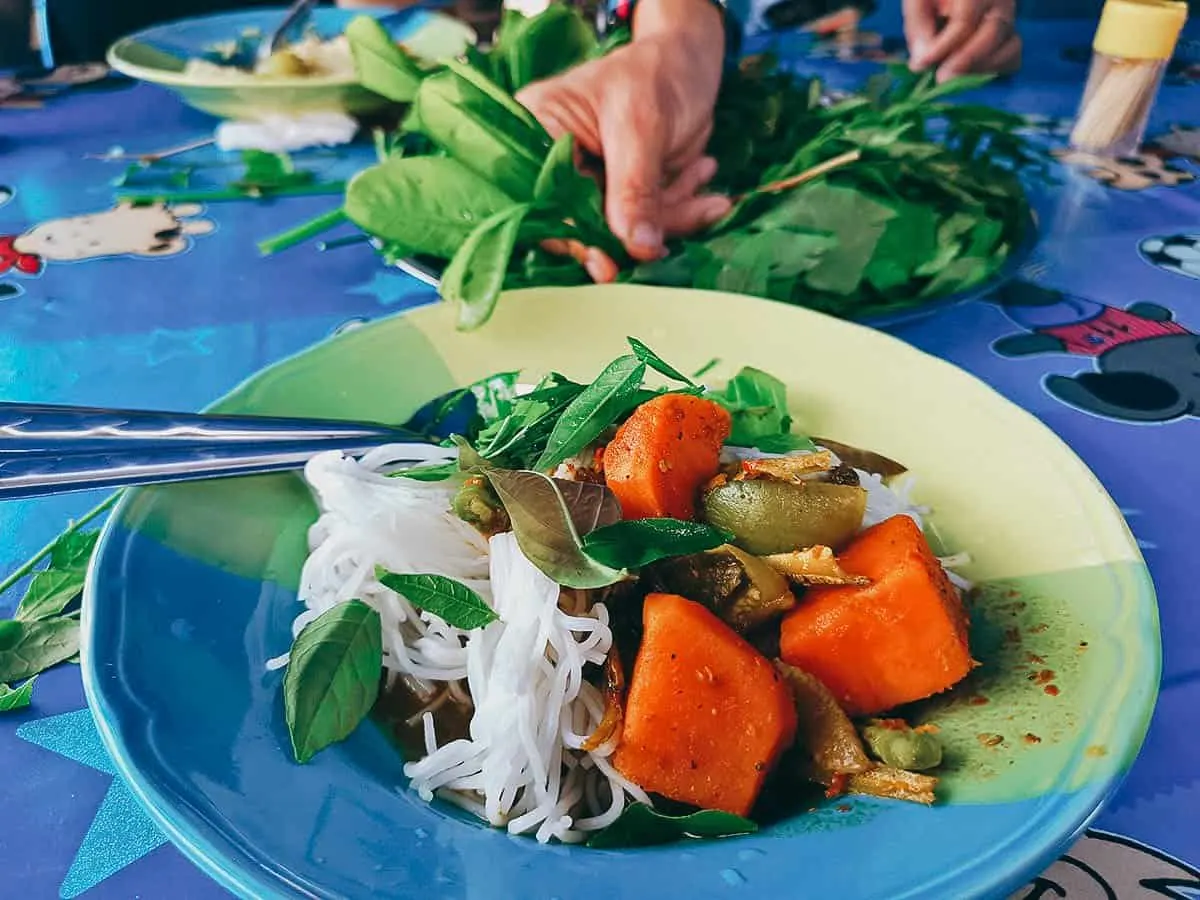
[114,183,346,204]
[258,207,349,256]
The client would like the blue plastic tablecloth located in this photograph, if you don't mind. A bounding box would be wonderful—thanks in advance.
[1,10,1199,899]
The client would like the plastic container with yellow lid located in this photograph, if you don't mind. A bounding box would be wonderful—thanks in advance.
[1069,0,1189,157]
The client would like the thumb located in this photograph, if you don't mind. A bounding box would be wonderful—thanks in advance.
[599,107,668,261]
[903,0,939,69]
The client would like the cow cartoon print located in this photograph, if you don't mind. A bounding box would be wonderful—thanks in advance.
[0,200,214,294]
[1140,233,1200,280]
[992,279,1200,423]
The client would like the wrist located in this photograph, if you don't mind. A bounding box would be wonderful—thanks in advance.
[633,0,725,53]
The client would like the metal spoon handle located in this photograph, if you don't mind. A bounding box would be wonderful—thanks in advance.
[0,438,449,500]
[0,402,447,500]
[0,402,419,451]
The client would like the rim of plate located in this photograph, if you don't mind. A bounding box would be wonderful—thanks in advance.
[79,288,1161,900]
[105,6,472,91]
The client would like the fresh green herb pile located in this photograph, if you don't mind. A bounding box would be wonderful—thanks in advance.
[278,7,1039,327]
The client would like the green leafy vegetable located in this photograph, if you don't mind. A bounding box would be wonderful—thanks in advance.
[284,600,382,764]
[475,374,586,469]
[626,337,697,387]
[15,569,86,622]
[499,4,598,92]
[583,519,733,569]
[232,150,317,197]
[483,469,625,589]
[710,367,815,452]
[0,677,36,714]
[388,461,461,482]
[586,803,758,848]
[535,355,646,471]
[408,65,547,202]
[0,618,80,683]
[48,529,99,571]
[345,14,426,102]
[375,570,498,629]
[345,156,516,259]
[443,203,533,329]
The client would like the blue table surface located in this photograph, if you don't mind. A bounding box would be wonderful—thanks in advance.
[2,8,1199,899]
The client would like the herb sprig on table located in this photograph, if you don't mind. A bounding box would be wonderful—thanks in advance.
[264,7,1040,328]
[0,495,117,713]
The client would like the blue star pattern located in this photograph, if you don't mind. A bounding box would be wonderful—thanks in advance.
[347,270,432,307]
[17,709,167,899]
[141,327,215,367]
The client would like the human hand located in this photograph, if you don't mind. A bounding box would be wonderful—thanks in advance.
[515,0,731,278]
[903,0,1021,83]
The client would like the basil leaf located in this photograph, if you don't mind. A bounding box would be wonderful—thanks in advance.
[346,14,425,103]
[345,156,516,259]
[442,203,532,331]
[535,355,646,472]
[586,803,758,848]
[388,461,460,482]
[477,378,585,468]
[583,519,732,569]
[15,569,86,622]
[49,529,99,572]
[0,619,80,683]
[284,600,382,764]
[375,570,497,629]
[451,435,489,471]
[626,337,696,387]
[0,676,36,714]
[484,469,625,589]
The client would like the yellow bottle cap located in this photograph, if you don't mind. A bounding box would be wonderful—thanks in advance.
[1094,0,1188,60]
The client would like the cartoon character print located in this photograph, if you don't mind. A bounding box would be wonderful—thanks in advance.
[992,279,1200,423]
[1140,233,1200,281]
[0,199,214,270]
[1052,148,1196,191]
[1009,830,1200,900]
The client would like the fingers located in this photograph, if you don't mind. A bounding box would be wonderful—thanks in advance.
[982,32,1022,75]
[936,11,1016,80]
[662,194,733,236]
[908,0,985,72]
[540,238,621,283]
[598,99,669,261]
[659,156,731,234]
[902,0,941,70]
[662,156,717,206]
